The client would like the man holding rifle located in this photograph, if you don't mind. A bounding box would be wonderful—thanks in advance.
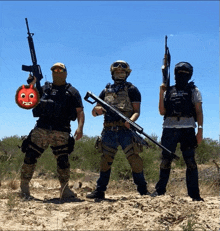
[20,63,85,199]
[20,19,85,199]
[151,59,204,201]
[86,60,150,199]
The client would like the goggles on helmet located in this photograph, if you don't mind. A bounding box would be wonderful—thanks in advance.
[112,62,128,69]
[174,62,193,76]
[177,70,191,74]
[52,68,66,73]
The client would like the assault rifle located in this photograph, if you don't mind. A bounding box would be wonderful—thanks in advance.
[22,18,43,93]
[161,35,171,88]
[84,91,179,160]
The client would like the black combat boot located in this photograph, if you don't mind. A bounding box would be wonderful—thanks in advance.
[86,189,105,199]
[192,197,204,202]
[132,172,150,196]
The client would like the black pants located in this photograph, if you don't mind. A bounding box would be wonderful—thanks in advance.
[155,128,200,199]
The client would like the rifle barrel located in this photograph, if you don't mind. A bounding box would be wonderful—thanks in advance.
[25,18,31,35]
[165,35,167,52]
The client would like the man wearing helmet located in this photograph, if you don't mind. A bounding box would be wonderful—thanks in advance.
[151,62,204,201]
[20,62,85,200]
[86,60,150,199]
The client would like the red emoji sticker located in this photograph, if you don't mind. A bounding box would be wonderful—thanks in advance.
[15,85,40,109]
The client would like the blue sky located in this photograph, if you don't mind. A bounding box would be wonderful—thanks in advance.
[0,1,219,142]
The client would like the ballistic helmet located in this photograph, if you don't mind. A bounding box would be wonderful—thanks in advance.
[110,60,132,77]
[174,62,193,79]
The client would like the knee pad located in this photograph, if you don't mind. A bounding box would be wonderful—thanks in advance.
[100,153,115,172]
[185,157,197,170]
[100,144,117,172]
[24,149,41,165]
[57,155,70,169]
[127,154,143,173]
[160,158,172,169]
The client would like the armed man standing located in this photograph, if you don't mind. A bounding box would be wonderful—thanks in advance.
[86,60,150,199]
[151,62,204,201]
[20,62,85,199]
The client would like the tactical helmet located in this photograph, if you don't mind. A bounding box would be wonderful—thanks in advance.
[110,60,132,77]
[174,62,193,78]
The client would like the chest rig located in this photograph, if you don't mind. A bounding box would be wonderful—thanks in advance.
[164,83,196,120]
[104,82,133,118]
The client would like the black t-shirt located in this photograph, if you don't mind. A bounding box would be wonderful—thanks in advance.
[99,82,141,122]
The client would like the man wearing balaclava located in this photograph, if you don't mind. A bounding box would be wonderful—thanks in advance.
[86,60,150,199]
[20,62,85,200]
[151,61,204,201]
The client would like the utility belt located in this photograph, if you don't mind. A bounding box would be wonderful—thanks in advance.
[103,120,127,131]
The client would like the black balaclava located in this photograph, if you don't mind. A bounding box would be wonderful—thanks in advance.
[174,62,193,90]
[175,71,191,89]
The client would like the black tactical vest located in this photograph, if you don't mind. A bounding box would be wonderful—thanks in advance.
[164,83,196,120]
[33,82,77,122]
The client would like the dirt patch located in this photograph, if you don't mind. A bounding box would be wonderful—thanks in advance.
[0,174,219,231]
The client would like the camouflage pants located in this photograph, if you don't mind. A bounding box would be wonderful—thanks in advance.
[29,127,70,157]
[23,127,71,168]
[21,127,72,189]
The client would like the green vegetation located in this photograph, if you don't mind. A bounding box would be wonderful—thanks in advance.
[0,135,219,186]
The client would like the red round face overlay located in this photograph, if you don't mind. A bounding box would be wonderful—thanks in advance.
[15,85,39,109]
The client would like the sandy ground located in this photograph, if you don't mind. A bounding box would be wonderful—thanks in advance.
[0,168,219,231]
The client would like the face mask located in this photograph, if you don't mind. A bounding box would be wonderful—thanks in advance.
[52,72,67,86]
[114,72,127,79]
[175,73,190,89]
[113,72,127,83]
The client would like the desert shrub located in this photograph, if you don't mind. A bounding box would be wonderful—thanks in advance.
[70,135,101,172]
[142,134,166,182]
[36,149,57,177]
[111,147,132,181]
[0,135,219,184]
[0,136,24,179]
[141,148,160,183]
[195,138,220,164]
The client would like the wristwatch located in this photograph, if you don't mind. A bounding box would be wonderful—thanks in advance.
[198,125,203,129]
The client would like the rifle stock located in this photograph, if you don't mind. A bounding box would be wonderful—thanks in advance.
[84,91,179,160]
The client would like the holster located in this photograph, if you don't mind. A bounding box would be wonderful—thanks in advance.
[132,137,143,154]
[20,130,33,153]
[68,135,75,154]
